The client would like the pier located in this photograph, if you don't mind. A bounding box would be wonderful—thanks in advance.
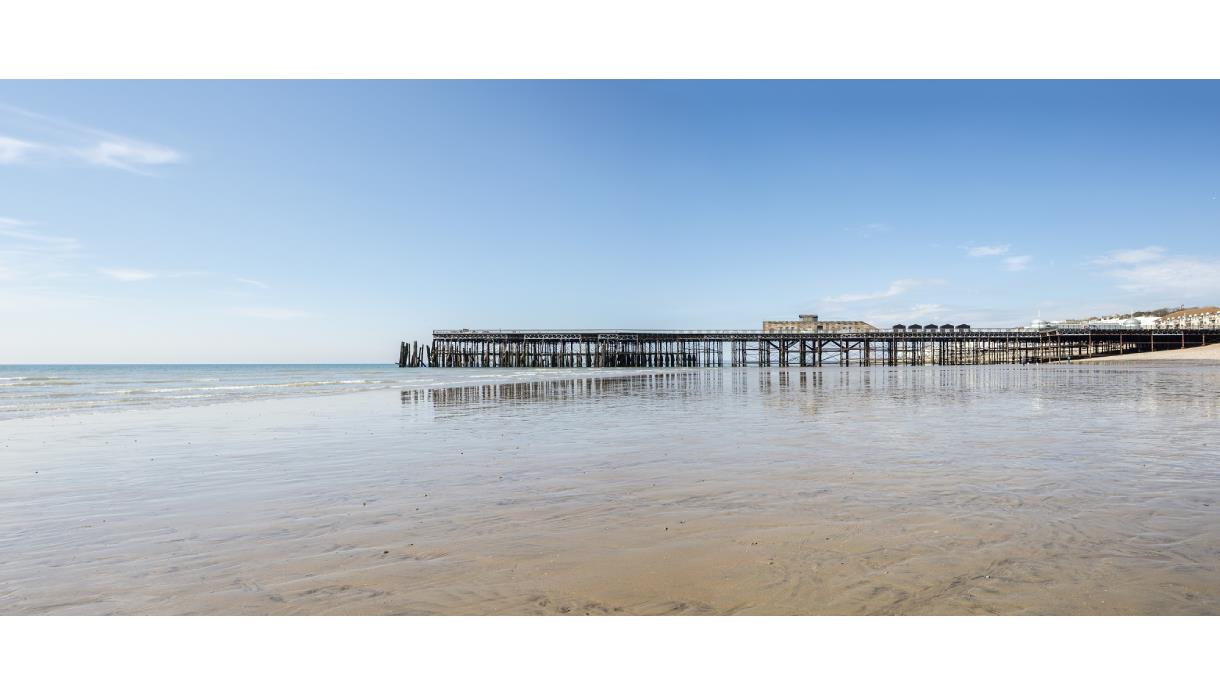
[400,328,1219,367]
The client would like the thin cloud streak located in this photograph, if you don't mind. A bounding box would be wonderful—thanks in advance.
[1090,246,1166,266]
[76,141,182,175]
[0,218,83,284]
[965,243,1030,271]
[824,278,932,303]
[230,306,309,320]
[851,222,892,238]
[99,267,157,282]
[97,268,212,282]
[0,227,82,253]
[1003,255,1032,271]
[0,136,38,163]
[862,303,951,327]
[0,104,183,175]
[1096,247,1220,297]
[1109,259,1220,296]
[235,278,269,289]
[967,244,1010,257]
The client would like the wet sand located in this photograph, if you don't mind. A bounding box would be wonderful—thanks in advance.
[1078,343,1220,362]
[2,365,1218,615]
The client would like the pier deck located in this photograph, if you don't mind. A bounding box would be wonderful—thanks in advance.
[398,328,1220,367]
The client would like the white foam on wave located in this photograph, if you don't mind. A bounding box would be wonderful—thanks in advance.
[0,376,76,386]
[98,379,393,395]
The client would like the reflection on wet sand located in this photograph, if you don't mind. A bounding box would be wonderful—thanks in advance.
[410,365,1220,419]
[404,371,725,410]
[3,365,1219,615]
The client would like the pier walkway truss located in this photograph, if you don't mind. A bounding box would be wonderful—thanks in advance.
[398,327,1220,367]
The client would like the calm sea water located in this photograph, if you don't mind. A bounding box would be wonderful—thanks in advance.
[0,364,667,420]
[2,363,1218,614]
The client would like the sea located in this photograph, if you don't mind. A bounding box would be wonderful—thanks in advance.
[0,363,657,420]
[1,363,1218,614]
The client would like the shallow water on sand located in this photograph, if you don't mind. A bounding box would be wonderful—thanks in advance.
[2,365,1218,615]
[0,363,664,420]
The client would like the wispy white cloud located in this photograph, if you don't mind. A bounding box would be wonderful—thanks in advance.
[0,136,38,164]
[0,104,183,175]
[1089,246,1165,266]
[863,303,951,326]
[99,267,158,282]
[0,218,82,284]
[4,218,287,325]
[967,244,1010,257]
[965,243,1029,271]
[1003,255,1032,271]
[1100,250,1220,297]
[825,278,934,303]
[862,303,1035,330]
[76,140,182,174]
[0,218,94,312]
[850,222,892,238]
[906,303,950,320]
[97,267,212,282]
[230,306,309,320]
[0,223,82,253]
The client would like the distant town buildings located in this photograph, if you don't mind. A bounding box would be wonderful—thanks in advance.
[762,314,878,333]
[1048,317,1146,329]
[1157,306,1220,329]
[1026,307,1219,330]
[763,307,1219,334]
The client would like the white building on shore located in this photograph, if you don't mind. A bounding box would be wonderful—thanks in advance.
[1030,314,1160,330]
[1070,316,1155,329]
[1156,307,1220,329]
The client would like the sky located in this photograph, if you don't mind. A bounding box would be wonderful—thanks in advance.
[2,80,1219,363]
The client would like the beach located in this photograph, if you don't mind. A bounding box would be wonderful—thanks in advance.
[1077,343,1220,362]
[2,364,1218,615]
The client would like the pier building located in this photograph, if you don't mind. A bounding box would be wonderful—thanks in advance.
[762,314,878,333]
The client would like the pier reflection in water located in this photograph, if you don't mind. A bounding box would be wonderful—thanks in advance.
[406,364,1220,420]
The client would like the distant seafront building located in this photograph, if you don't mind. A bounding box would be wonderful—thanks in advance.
[1128,316,1161,328]
[1050,317,1146,329]
[1087,315,1158,328]
[762,314,878,333]
[1157,306,1220,329]
[1029,309,1212,331]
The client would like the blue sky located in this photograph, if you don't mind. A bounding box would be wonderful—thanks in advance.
[2,80,1219,363]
